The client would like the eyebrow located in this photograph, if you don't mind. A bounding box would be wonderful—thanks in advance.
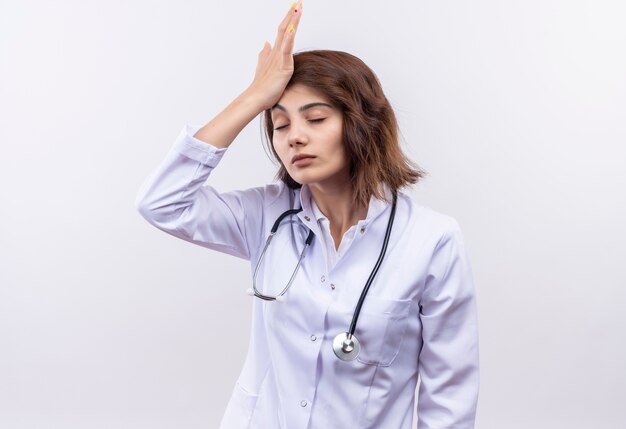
[271,102,334,113]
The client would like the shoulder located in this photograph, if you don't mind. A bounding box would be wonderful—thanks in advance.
[394,193,465,255]
[395,191,464,248]
[240,181,300,211]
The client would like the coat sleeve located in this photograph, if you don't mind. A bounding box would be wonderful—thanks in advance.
[134,124,266,261]
[417,218,480,429]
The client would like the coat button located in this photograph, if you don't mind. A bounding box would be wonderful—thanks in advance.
[300,400,308,407]
[330,283,336,290]
[360,227,366,233]
[304,216,310,221]
[321,275,325,282]
[310,334,317,341]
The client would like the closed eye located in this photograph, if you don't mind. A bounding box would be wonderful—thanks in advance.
[274,118,326,131]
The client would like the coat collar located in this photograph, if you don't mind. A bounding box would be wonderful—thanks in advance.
[295,183,394,227]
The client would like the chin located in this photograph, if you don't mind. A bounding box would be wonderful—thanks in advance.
[285,170,316,185]
[288,175,315,186]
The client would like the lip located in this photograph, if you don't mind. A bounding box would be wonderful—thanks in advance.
[291,154,316,164]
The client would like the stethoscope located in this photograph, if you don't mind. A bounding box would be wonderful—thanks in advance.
[246,191,398,361]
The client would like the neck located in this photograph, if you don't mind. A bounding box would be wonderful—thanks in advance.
[308,182,369,246]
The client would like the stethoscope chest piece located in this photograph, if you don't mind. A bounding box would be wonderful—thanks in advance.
[332,332,361,361]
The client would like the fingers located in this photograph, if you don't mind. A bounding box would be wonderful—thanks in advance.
[254,41,272,79]
[258,40,271,60]
[281,4,302,59]
[247,3,303,110]
[273,1,303,53]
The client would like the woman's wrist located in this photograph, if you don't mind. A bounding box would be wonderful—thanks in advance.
[193,90,265,149]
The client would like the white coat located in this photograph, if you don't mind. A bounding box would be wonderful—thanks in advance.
[135,124,480,429]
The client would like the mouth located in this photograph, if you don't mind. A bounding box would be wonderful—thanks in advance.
[291,154,316,164]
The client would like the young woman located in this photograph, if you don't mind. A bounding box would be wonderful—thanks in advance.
[135,2,479,428]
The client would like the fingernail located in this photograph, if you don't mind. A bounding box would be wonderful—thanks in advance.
[288,23,294,33]
[291,2,296,9]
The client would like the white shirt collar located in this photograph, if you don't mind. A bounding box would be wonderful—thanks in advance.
[297,183,394,225]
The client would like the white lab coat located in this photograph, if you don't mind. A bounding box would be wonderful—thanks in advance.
[135,125,479,429]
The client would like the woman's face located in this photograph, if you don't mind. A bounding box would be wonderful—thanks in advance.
[270,84,349,188]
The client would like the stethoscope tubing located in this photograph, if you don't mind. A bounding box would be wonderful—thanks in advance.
[249,190,398,360]
[347,191,397,339]
[251,207,314,301]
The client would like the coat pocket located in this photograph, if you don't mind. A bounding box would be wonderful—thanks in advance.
[354,296,412,366]
[219,382,260,429]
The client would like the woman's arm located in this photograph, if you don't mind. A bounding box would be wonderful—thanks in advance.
[417,218,480,429]
[135,2,304,259]
[134,125,267,260]
[192,89,265,149]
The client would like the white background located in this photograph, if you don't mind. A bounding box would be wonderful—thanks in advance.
[1,1,625,428]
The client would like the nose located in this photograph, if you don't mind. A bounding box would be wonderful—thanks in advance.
[287,120,308,147]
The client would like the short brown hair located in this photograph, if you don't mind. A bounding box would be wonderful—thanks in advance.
[262,49,427,209]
